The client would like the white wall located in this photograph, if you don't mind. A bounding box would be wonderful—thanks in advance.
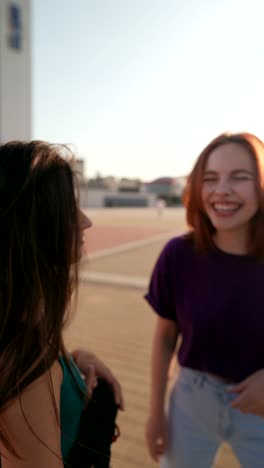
[79,188,155,208]
[79,188,105,208]
[0,0,31,141]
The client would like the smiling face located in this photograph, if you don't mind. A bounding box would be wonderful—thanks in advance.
[201,142,259,239]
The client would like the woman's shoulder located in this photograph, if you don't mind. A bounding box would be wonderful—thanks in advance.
[19,360,63,402]
[151,233,195,278]
[2,360,63,416]
[162,232,194,256]
[0,361,63,467]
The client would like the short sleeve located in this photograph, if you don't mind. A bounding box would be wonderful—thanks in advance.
[144,238,181,322]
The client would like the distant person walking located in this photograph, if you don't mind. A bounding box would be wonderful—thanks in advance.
[156,198,166,216]
[145,132,264,467]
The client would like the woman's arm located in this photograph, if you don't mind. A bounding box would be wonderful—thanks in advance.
[146,316,179,462]
[0,361,63,468]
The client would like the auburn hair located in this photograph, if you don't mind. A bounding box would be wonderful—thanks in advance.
[183,132,264,259]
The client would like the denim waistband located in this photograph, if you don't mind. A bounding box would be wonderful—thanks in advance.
[178,367,236,390]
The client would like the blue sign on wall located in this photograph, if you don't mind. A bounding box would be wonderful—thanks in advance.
[7,4,22,51]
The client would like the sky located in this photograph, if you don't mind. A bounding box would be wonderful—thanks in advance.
[32,0,264,181]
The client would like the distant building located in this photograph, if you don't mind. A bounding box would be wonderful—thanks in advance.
[77,166,186,208]
[144,176,186,197]
[81,189,155,208]
[118,178,142,193]
[0,0,31,141]
[87,174,118,191]
[77,165,155,207]
[75,159,85,180]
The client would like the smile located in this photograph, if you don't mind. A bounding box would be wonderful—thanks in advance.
[211,203,241,214]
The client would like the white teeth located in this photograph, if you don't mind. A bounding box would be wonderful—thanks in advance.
[213,203,239,212]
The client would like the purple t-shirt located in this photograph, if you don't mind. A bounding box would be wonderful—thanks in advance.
[145,234,264,382]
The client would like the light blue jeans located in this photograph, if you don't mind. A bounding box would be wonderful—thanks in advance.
[161,367,264,468]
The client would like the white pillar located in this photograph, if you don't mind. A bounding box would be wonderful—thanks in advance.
[0,0,31,141]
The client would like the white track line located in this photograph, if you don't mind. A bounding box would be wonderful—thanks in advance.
[80,230,178,289]
[80,271,148,290]
[83,230,176,261]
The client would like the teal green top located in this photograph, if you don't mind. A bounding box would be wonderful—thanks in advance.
[58,355,86,460]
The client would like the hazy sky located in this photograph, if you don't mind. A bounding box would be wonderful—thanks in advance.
[32,0,264,180]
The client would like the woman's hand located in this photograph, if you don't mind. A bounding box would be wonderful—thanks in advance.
[71,348,125,410]
[145,412,168,462]
[229,369,264,416]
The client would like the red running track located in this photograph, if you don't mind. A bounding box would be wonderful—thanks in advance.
[85,224,171,254]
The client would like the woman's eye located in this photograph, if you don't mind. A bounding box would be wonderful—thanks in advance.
[203,178,217,182]
[232,176,250,181]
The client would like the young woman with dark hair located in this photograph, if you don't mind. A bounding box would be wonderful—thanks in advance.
[145,132,264,467]
[0,141,123,467]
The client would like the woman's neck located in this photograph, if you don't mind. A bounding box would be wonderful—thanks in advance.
[213,229,249,255]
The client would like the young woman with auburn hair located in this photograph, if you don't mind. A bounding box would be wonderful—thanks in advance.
[184,133,264,256]
[145,132,264,467]
[0,141,124,467]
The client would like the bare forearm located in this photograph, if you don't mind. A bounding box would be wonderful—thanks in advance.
[150,325,178,416]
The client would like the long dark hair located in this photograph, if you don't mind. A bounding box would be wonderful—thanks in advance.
[183,132,264,259]
[0,141,80,455]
